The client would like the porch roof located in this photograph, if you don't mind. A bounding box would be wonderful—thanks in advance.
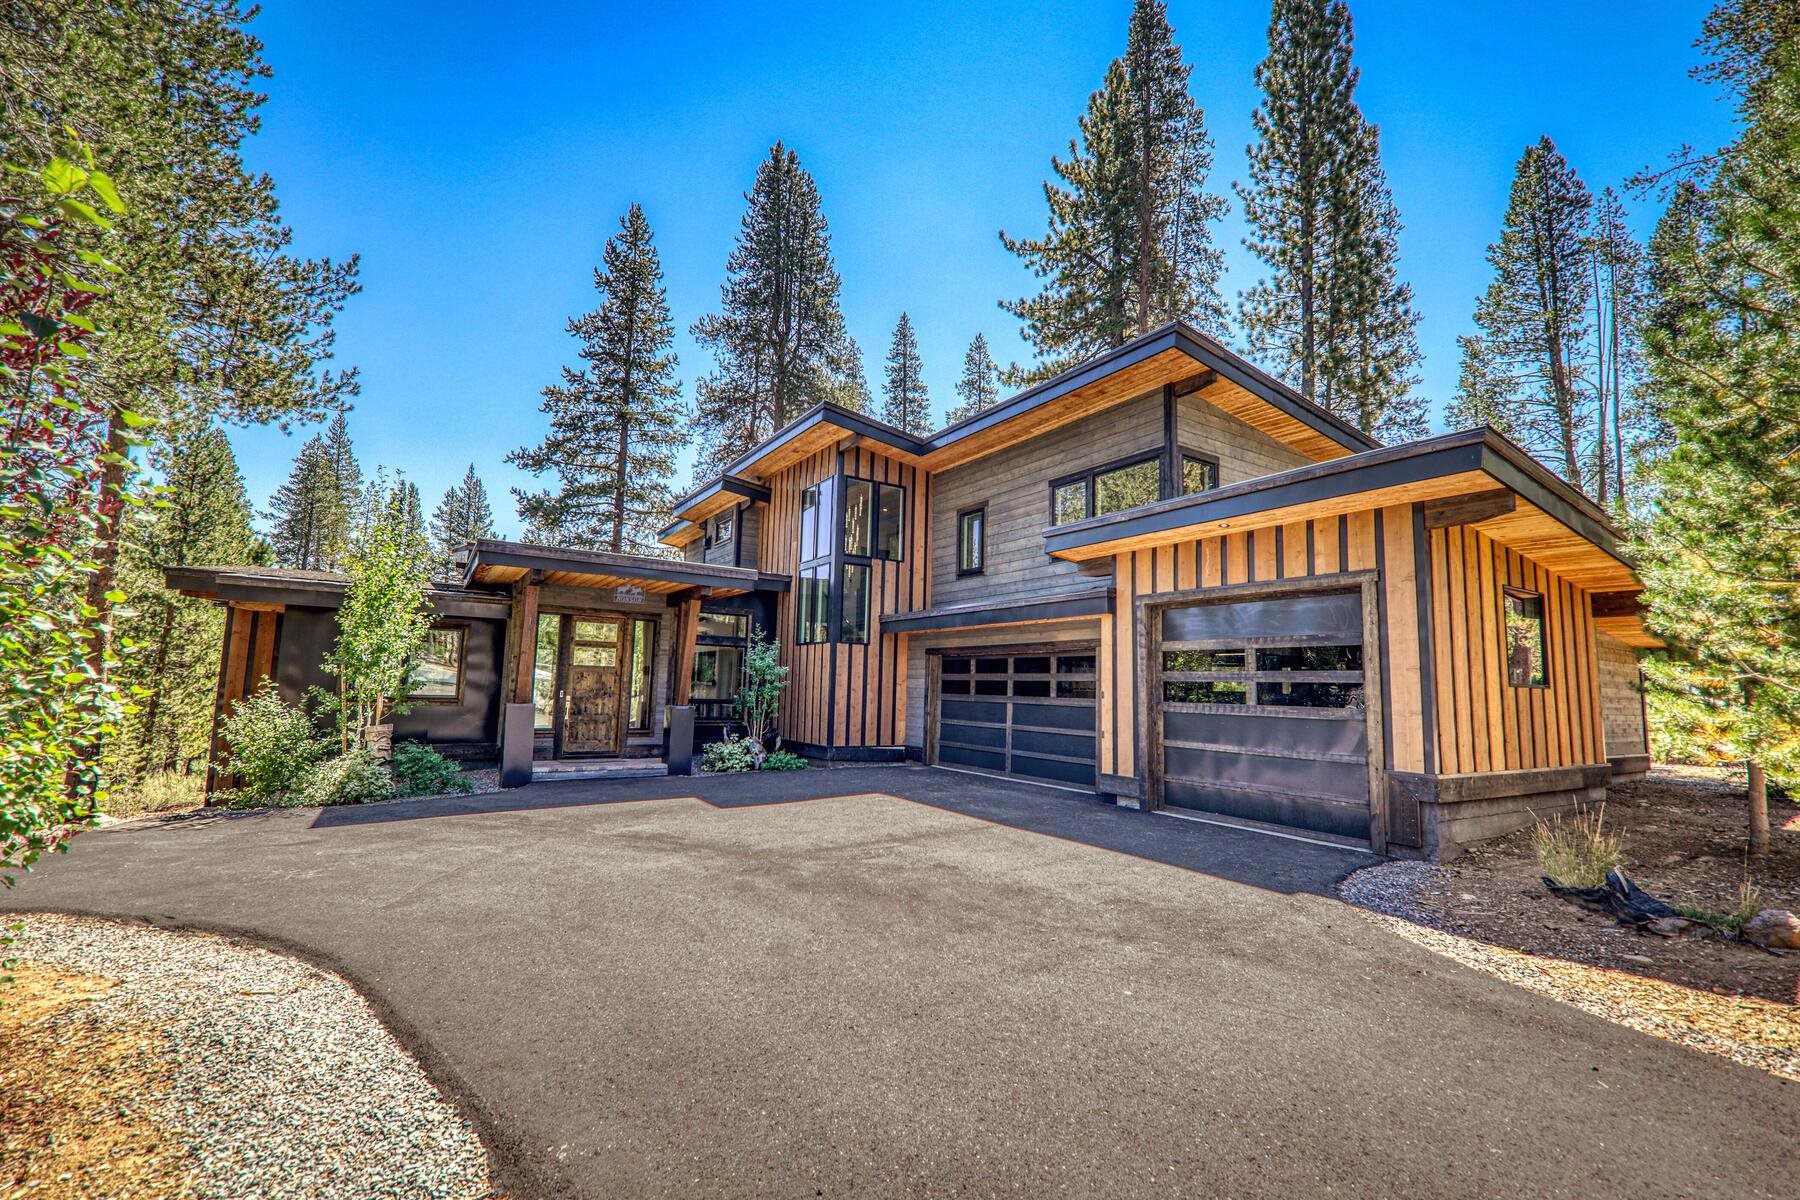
[880,585,1114,636]
[1041,426,1644,596]
[164,565,510,619]
[462,539,788,597]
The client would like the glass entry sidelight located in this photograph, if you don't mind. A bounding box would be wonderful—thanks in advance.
[562,617,625,754]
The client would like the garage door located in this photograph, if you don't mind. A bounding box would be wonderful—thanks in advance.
[1154,590,1372,840]
[935,649,1098,788]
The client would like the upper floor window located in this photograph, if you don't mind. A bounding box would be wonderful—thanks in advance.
[957,506,986,575]
[1051,449,1221,526]
[703,510,734,549]
[842,478,905,560]
[1504,589,1548,687]
[796,479,836,645]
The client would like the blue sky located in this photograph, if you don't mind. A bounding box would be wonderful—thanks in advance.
[228,0,1735,537]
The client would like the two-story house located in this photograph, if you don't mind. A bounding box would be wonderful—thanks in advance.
[173,322,1658,858]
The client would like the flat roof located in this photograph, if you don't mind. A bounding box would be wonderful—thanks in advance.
[463,539,789,595]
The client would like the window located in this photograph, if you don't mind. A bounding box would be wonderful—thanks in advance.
[691,645,743,702]
[698,612,748,640]
[1094,458,1160,516]
[704,510,734,549]
[1052,481,1086,526]
[957,507,986,575]
[1505,589,1548,687]
[1161,640,1364,709]
[628,618,655,731]
[408,626,466,702]
[797,564,830,644]
[841,563,870,643]
[1181,454,1219,494]
[532,614,560,730]
[842,478,904,560]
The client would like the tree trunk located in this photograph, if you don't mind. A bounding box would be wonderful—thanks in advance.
[1748,759,1771,856]
[83,414,130,676]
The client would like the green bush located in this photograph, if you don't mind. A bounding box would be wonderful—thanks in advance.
[392,742,471,797]
[701,737,757,773]
[761,750,809,771]
[106,771,205,819]
[218,683,327,802]
[299,749,395,807]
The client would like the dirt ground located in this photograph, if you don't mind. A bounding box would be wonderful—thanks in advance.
[0,963,196,1199]
[1415,766,1800,1004]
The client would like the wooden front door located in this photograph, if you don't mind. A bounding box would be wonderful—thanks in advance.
[562,617,625,754]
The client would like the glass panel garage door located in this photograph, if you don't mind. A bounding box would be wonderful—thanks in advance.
[936,650,1098,788]
[1157,592,1372,839]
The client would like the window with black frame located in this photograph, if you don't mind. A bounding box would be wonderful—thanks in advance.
[691,611,749,713]
[1050,449,1219,526]
[837,476,904,644]
[796,478,835,644]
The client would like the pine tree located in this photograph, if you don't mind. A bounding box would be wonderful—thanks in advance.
[1448,138,1596,490]
[114,425,263,779]
[946,334,1002,425]
[319,409,362,562]
[880,313,933,434]
[1237,0,1425,438]
[509,204,685,553]
[266,435,341,570]
[1587,187,1651,506]
[429,464,495,579]
[1634,0,1800,855]
[691,143,862,475]
[1001,0,1227,379]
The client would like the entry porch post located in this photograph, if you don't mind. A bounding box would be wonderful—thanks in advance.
[499,571,542,788]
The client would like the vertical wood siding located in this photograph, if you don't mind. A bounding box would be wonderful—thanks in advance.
[756,445,928,749]
[1099,503,1606,782]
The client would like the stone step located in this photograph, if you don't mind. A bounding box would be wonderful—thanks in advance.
[531,760,668,783]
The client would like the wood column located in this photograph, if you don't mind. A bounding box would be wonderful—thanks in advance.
[204,602,283,802]
[671,588,706,705]
[509,572,542,706]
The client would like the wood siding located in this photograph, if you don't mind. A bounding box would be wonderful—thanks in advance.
[1099,504,1608,785]
[1595,631,1648,760]
[1175,391,1313,484]
[759,445,929,749]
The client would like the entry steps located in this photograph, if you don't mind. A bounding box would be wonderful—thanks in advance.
[531,759,668,783]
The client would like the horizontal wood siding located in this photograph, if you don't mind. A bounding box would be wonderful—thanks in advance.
[1595,631,1647,759]
[1175,391,1314,484]
[1426,525,1606,774]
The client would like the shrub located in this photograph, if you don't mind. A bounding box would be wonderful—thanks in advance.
[106,771,205,819]
[392,742,471,797]
[1532,805,1623,889]
[761,750,809,771]
[218,683,327,802]
[1676,878,1764,935]
[701,737,757,774]
[298,749,395,807]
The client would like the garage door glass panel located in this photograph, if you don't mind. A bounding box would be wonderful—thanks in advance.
[1012,728,1093,758]
[1164,680,1248,704]
[1256,645,1362,672]
[1256,681,1363,708]
[942,699,1008,725]
[1163,592,1362,644]
[941,745,1007,772]
[1012,755,1099,786]
[1010,702,1093,732]
[1165,709,1366,758]
[942,722,1006,749]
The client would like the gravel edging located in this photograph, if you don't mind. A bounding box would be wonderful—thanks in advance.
[1339,861,1800,1082]
[4,914,495,1199]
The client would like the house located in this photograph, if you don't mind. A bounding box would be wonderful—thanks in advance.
[172,322,1659,858]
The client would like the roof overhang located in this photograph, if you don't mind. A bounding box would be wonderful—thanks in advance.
[463,539,788,596]
[664,474,773,536]
[164,566,510,620]
[881,586,1114,636]
[1041,427,1640,593]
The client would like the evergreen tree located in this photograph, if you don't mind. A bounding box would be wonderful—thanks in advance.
[1001,0,1227,380]
[114,425,263,779]
[509,204,685,553]
[1448,138,1596,491]
[1237,0,1425,438]
[1634,0,1800,855]
[1587,187,1651,506]
[265,435,340,570]
[880,313,933,434]
[429,464,495,579]
[946,334,1002,425]
[691,143,862,474]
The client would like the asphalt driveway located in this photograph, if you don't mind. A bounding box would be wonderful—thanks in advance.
[7,765,1793,1199]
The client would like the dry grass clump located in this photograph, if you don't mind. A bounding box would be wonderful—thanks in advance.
[104,772,205,820]
[1532,805,1623,888]
[0,963,196,1198]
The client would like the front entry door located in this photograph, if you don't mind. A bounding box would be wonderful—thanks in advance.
[562,618,624,754]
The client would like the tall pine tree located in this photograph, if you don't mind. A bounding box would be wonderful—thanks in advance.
[946,334,1002,424]
[429,464,495,579]
[880,313,933,434]
[509,204,685,553]
[1634,0,1800,854]
[266,435,340,569]
[1449,138,1596,490]
[1001,0,1227,380]
[1237,0,1425,438]
[691,143,863,475]
[114,425,264,779]
[1587,187,1651,506]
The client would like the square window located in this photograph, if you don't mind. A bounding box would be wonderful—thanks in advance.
[1051,480,1087,526]
[409,627,465,702]
[1182,455,1218,494]
[1505,589,1548,687]
[958,508,985,575]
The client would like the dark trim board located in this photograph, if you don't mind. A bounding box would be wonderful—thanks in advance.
[465,540,790,593]
[665,474,772,528]
[882,587,1113,635]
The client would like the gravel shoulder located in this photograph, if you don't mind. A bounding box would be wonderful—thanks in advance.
[3,914,496,1200]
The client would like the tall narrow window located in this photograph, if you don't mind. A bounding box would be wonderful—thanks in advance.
[876,486,905,559]
[841,563,870,643]
[958,507,986,575]
[532,614,560,730]
[842,479,872,556]
[627,618,655,731]
[797,564,830,644]
[1504,589,1548,687]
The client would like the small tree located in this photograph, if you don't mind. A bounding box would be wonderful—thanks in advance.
[321,475,433,751]
[733,625,789,767]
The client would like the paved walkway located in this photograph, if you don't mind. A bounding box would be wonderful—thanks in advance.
[8,765,1792,1199]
